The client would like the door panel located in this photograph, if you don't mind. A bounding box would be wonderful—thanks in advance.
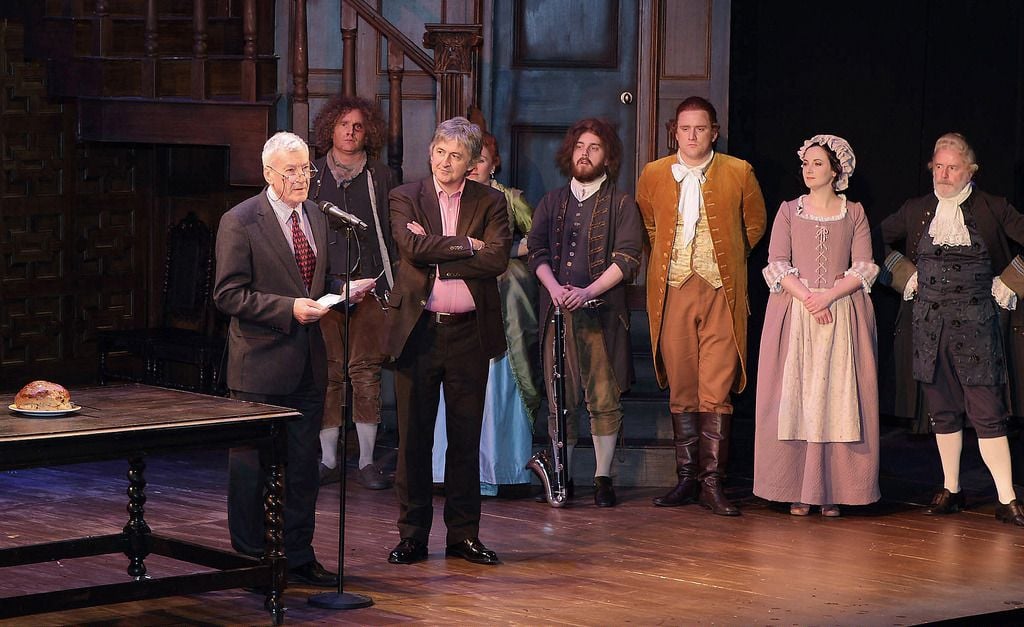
[490,0,639,203]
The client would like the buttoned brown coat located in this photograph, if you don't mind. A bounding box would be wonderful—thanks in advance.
[636,152,767,391]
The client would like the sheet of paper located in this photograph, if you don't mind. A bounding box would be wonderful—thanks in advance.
[316,278,377,308]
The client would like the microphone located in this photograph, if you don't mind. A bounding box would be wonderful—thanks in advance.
[318,200,368,231]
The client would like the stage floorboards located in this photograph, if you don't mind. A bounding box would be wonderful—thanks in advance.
[2,450,1024,626]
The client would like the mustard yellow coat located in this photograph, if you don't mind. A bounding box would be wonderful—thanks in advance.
[635,153,766,392]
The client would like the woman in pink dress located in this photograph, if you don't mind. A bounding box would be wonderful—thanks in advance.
[753,134,880,517]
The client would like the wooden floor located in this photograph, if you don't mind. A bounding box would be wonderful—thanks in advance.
[3,449,1024,626]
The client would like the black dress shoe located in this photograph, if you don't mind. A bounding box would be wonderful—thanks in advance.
[388,538,428,564]
[594,476,617,507]
[995,499,1024,526]
[445,538,499,565]
[288,560,339,587]
[925,489,965,515]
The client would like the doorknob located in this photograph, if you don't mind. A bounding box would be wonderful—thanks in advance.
[619,91,634,105]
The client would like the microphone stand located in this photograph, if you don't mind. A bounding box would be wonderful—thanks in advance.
[309,221,373,610]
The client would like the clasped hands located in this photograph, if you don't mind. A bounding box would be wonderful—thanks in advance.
[801,290,836,324]
[548,283,597,312]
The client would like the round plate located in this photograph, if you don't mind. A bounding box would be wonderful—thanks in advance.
[8,404,82,417]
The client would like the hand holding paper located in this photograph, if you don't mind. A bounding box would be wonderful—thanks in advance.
[316,278,377,308]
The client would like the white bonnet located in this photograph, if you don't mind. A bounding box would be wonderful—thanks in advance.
[797,134,856,191]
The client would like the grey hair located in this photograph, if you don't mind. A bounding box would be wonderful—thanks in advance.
[929,132,979,174]
[430,116,483,164]
[262,131,309,167]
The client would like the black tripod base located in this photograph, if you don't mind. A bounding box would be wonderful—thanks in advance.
[307,590,374,610]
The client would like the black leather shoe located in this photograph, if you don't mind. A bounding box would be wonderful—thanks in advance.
[594,476,617,507]
[445,538,499,565]
[925,489,965,515]
[995,499,1024,526]
[288,560,339,587]
[388,538,428,564]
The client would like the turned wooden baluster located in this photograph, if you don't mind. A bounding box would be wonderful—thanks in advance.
[292,0,309,138]
[241,0,257,102]
[387,46,405,183]
[92,0,111,56]
[423,24,482,125]
[191,0,208,100]
[341,1,357,97]
[141,0,157,97]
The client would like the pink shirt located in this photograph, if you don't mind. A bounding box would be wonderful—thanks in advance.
[425,179,476,313]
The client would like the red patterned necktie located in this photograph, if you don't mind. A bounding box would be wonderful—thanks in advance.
[290,210,315,292]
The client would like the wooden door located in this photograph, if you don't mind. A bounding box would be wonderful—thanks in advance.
[489,0,639,203]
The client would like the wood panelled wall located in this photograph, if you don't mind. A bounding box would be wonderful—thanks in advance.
[1,19,150,390]
[0,17,257,391]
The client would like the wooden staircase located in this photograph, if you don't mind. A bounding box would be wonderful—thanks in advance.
[24,0,278,185]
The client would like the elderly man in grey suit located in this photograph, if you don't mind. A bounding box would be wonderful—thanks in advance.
[214,131,371,587]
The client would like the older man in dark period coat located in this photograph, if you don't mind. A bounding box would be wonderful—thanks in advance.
[880,132,1024,527]
[384,117,511,566]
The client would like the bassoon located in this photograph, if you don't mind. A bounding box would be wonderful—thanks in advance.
[526,305,570,507]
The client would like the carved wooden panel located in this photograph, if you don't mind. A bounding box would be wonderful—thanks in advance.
[513,0,619,68]
[1,20,149,386]
[660,0,711,80]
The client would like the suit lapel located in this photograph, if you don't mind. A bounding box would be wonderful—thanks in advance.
[256,191,305,292]
[456,181,481,236]
[420,179,444,235]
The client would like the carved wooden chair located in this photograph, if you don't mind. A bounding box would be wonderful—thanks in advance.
[97,212,226,394]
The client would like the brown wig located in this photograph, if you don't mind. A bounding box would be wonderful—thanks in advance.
[554,118,623,180]
[311,95,386,159]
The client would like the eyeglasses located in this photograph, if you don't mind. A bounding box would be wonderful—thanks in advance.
[267,162,318,183]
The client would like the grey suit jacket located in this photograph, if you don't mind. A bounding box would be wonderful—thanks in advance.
[213,191,330,395]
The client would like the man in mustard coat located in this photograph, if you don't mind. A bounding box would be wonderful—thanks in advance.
[636,97,766,516]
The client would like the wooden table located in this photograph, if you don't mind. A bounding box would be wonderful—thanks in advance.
[0,384,300,624]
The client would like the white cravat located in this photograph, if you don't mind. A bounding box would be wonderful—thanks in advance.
[928,183,973,246]
[670,153,712,248]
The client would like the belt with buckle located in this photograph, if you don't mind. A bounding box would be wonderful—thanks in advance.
[425,310,476,324]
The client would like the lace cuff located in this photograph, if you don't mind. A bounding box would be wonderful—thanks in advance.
[993,276,1018,311]
[763,261,799,293]
[844,261,880,293]
[904,272,918,301]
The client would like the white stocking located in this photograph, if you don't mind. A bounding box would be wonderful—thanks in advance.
[592,434,617,478]
[319,427,339,469]
[978,435,1017,505]
[934,431,963,494]
[355,422,378,469]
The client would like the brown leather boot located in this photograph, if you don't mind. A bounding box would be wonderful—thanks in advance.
[653,412,700,507]
[697,412,740,516]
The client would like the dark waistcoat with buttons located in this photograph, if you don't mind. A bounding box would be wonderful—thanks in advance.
[912,220,1004,385]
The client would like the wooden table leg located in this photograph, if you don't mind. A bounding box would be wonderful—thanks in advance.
[123,456,152,579]
[263,421,287,624]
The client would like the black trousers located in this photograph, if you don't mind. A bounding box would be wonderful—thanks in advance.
[228,357,324,568]
[394,313,489,546]
[921,323,1009,438]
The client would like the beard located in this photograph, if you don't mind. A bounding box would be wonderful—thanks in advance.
[572,159,605,183]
